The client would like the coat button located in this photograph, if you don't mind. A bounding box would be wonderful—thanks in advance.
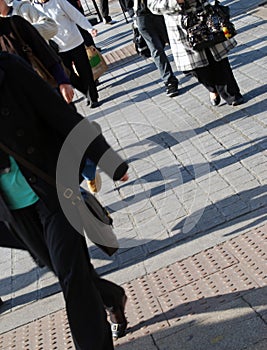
[26,146,35,154]
[16,129,25,137]
[28,176,37,184]
[1,107,10,117]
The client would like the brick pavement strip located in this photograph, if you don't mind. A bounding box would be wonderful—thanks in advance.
[0,224,266,349]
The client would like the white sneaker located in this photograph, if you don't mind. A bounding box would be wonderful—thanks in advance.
[103,19,116,25]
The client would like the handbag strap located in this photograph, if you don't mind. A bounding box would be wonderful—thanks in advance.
[0,142,56,188]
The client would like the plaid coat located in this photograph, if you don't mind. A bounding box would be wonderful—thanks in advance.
[147,0,237,71]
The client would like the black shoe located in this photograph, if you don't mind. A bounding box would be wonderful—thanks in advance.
[109,294,128,340]
[90,101,100,108]
[0,298,3,306]
[111,321,127,340]
[232,93,244,106]
[210,94,221,106]
[95,46,102,52]
[166,82,179,97]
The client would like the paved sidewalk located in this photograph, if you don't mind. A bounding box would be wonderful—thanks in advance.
[0,0,266,349]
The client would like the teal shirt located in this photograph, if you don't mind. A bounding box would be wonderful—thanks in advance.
[0,156,39,210]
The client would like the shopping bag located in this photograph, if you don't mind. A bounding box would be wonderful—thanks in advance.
[86,45,108,80]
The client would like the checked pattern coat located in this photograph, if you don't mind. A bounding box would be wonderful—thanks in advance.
[147,0,237,72]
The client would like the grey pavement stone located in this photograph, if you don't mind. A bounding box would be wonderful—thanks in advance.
[115,335,157,349]
[242,286,267,317]
[241,340,267,350]
[155,304,267,350]
[231,179,262,192]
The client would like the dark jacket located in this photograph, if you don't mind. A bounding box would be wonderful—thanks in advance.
[0,53,128,225]
[0,15,69,85]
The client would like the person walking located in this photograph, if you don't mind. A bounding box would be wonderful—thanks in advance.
[148,0,244,106]
[34,0,100,108]
[67,0,101,49]
[99,0,115,24]
[0,52,129,348]
[132,0,179,97]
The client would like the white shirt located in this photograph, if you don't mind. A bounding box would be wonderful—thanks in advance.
[34,0,94,52]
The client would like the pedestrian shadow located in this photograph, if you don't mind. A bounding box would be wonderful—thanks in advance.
[0,281,60,314]
[106,133,267,212]
[0,263,61,312]
[116,286,267,349]
[90,183,266,277]
[230,40,267,70]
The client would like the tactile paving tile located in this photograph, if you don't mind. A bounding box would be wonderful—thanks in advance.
[0,310,74,350]
[157,265,258,326]
[147,245,238,297]
[0,227,266,349]
[224,227,267,287]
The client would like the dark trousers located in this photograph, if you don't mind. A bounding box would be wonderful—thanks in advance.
[59,44,98,103]
[11,200,124,350]
[191,49,240,104]
[99,0,111,21]
[137,13,177,86]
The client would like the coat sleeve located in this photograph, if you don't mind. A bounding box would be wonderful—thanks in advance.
[2,53,128,181]
[14,1,58,40]
[59,0,95,33]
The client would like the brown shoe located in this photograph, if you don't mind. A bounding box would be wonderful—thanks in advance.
[87,172,102,194]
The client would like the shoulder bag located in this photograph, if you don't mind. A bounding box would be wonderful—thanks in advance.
[0,142,118,256]
[181,0,237,51]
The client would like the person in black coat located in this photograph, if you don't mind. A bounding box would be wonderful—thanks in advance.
[0,52,128,349]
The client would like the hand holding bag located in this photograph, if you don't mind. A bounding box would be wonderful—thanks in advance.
[181,0,236,51]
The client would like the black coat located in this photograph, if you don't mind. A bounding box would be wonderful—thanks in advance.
[0,52,128,233]
[0,15,60,72]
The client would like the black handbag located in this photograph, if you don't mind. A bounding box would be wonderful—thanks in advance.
[181,0,236,51]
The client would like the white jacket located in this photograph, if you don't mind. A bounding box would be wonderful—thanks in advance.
[34,0,95,52]
[11,0,58,40]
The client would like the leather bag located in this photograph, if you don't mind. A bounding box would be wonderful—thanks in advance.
[181,0,236,51]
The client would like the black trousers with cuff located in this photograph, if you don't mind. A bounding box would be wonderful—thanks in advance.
[191,48,241,104]
[10,200,124,350]
[59,43,98,104]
